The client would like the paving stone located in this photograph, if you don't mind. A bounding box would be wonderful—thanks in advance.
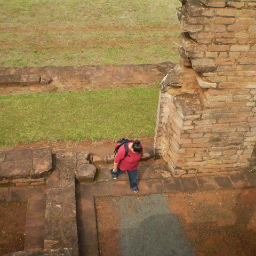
[61,220,78,247]
[46,188,76,204]
[92,182,112,196]
[138,165,163,179]
[75,163,97,180]
[45,202,63,219]
[78,226,99,256]
[0,187,9,202]
[162,177,183,192]
[214,176,233,189]
[9,187,28,202]
[197,176,219,190]
[26,211,45,228]
[230,173,250,188]
[46,168,60,188]
[76,152,90,165]
[27,199,46,213]
[96,167,111,182]
[180,177,199,191]
[1,160,31,179]
[25,226,45,247]
[245,171,256,187]
[137,179,150,194]
[76,197,97,227]
[0,151,5,162]
[76,183,93,199]
[44,219,62,240]
[28,186,46,201]
[63,203,76,219]
[56,152,76,167]
[32,148,52,177]
[110,180,132,195]
[5,149,32,161]
[60,169,76,188]
[145,179,164,193]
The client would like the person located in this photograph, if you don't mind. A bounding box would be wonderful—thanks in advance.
[110,140,143,193]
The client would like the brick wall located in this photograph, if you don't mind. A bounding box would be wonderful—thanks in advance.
[154,0,256,176]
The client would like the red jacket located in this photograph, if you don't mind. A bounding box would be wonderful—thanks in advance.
[114,142,142,171]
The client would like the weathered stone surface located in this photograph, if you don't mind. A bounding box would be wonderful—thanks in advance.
[76,151,90,165]
[75,163,97,180]
[196,75,217,88]
[4,248,73,256]
[90,154,107,165]
[156,61,175,75]
[0,151,5,162]
[0,64,165,89]
[0,160,31,179]
[5,149,32,161]
[33,148,52,177]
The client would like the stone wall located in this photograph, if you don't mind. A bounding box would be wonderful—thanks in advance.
[154,0,256,176]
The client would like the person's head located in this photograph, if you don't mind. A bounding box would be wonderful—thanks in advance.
[132,140,142,153]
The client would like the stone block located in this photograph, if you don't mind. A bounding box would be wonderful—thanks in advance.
[0,160,31,179]
[186,0,215,17]
[90,154,107,165]
[5,149,32,161]
[45,202,63,219]
[200,0,226,7]
[205,24,227,33]
[60,168,75,189]
[63,203,76,219]
[212,17,235,24]
[106,154,115,163]
[208,44,230,52]
[32,148,52,177]
[27,74,40,83]
[215,8,237,17]
[230,44,250,52]
[76,151,90,165]
[181,16,204,32]
[75,163,97,180]
[227,2,245,9]
[0,151,5,162]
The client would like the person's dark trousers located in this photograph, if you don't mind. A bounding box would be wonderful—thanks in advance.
[110,168,138,190]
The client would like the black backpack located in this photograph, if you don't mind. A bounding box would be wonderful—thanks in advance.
[114,138,133,157]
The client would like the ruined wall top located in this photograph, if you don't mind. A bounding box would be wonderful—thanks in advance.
[178,0,256,89]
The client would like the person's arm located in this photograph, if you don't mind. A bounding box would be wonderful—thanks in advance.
[113,161,118,172]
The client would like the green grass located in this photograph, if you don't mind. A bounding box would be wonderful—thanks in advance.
[0,87,159,146]
[0,0,181,67]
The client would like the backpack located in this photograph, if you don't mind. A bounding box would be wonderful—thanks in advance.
[114,138,133,157]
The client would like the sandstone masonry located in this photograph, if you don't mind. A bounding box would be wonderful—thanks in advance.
[154,0,256,176]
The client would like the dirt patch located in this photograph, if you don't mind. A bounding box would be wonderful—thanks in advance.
[0,137,155,156]
[95,189,256,256]
[0,202,27,256]
[95,197,122,256]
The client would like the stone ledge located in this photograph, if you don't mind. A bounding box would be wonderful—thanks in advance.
[0,148,52,180]
[0,64,166,86]
[4,248,73,256]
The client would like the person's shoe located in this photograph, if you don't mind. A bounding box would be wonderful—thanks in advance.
[133,188,139,193]
[110,170,117,179]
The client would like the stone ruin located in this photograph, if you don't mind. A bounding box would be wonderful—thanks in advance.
[154,0,256,177]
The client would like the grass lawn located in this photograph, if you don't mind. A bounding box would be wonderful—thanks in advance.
[0,0,181,67]
[0,87,160,145]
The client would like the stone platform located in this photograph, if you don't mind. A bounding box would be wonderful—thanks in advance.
[1,148,256,256]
